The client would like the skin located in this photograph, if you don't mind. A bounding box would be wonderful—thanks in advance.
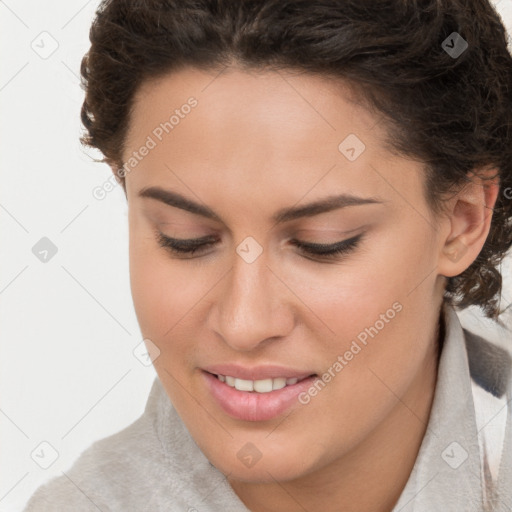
[119,67,499,512]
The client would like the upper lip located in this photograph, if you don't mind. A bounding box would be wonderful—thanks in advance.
[202,364,316,381]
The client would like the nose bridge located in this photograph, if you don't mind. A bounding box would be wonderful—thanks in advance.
[213,248,291,351]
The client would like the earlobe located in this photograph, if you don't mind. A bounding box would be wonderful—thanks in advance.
[443,238,470,265]
[438,172,499,277]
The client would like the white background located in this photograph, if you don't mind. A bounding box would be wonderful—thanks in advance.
[1,1,511,510]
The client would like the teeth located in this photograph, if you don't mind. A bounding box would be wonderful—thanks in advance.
[272,377,286,390]
[217,374,305,393]
[253,379,273,393]
[235,378,254,392]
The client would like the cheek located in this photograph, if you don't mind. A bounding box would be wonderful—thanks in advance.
[128,234,198,340]
[277,258,408,356]
[287,227,437,393]
[128,233,227,374]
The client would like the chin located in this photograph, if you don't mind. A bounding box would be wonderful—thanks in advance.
[231,465,304,484]
[208,446,314,483]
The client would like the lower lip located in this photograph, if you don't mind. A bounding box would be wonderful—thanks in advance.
[202,371,317,422]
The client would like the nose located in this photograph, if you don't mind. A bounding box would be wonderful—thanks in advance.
[209,248,295,352]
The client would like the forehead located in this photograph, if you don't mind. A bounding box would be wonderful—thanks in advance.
[126,66,381,152]
[123,67,420,214]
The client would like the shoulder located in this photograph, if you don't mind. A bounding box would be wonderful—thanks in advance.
[463,328,512,398]
[23,384,171,511]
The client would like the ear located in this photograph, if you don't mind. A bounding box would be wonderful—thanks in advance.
[437,170,500,277]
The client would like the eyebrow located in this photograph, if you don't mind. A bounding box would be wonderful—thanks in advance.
[138,186,383,224]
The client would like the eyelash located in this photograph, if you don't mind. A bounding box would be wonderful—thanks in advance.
[156,231,364,261]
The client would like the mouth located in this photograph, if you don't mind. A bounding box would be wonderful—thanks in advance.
[205,371,316,393]
[201,369,319,422]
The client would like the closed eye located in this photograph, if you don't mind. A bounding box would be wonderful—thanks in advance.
[289,233,363,260]
[156,232,218,256]
[155,231,364,261]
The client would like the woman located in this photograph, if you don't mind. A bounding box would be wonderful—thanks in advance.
[24,0,512,510]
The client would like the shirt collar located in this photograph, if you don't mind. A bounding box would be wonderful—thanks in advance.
[392,303,483,512]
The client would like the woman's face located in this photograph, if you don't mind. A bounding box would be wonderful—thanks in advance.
[123,67,449,482]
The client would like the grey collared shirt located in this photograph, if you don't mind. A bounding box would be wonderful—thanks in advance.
[392,304,512,512]
[23,305,512,511]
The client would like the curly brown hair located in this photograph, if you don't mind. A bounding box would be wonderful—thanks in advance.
[79,0,512,322]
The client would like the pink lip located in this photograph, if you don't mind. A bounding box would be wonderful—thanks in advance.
[201,363,314,381]
[202,370,317,422]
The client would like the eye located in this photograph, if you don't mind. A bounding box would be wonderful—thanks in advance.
[289,233,363,260]
[155,231,364,261]
[156,231,217,256]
